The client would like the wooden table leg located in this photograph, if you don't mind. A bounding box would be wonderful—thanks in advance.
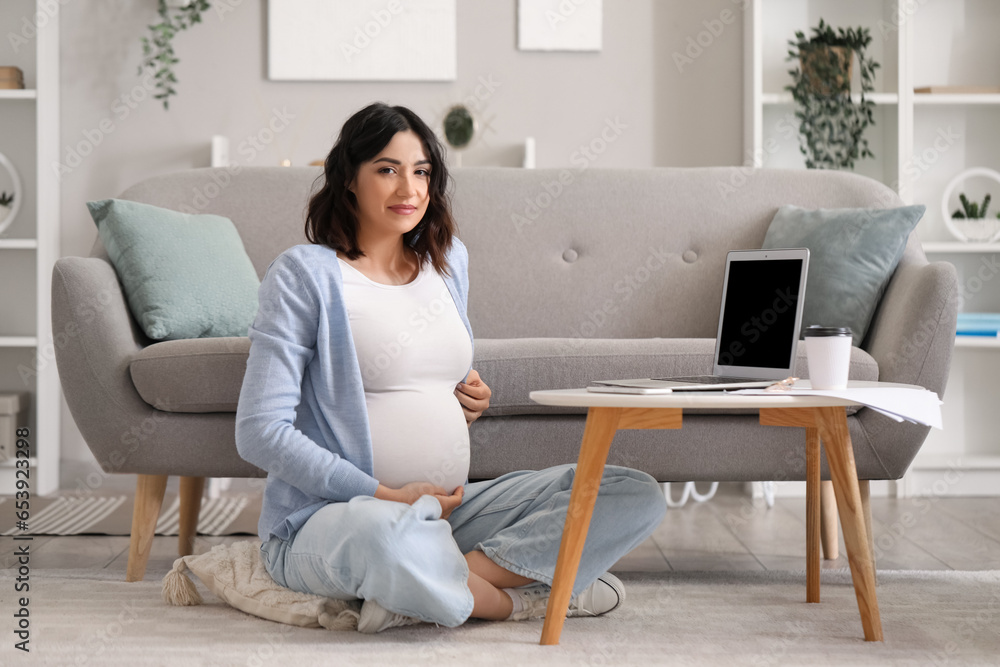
[859,479,877,584]
[540,406,622,646]
[814,407,883,642]
[805,427,821,603]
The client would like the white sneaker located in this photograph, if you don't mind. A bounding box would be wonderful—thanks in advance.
[357,599,423,634]
[508,572,625,621]
[568,572,625,617]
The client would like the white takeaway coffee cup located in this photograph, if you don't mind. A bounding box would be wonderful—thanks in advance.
[804,325,853,390]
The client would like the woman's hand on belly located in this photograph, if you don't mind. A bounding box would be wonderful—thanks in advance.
[375,481,465,519]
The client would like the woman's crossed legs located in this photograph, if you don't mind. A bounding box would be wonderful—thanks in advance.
[261,464,666,627]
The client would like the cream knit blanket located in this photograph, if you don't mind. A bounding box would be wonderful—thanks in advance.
[161,539,360,630]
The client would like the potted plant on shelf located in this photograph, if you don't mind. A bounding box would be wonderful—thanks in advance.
[138,0,212,110]
[952,192,990,220]
[951,192,1000,242]
[785,19,880,170]
[0,192,13,225]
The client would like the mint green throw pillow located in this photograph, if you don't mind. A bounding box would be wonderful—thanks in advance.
[87,198,260,340]
[762,204,925,347]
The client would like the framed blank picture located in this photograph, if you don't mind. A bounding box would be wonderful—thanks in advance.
[517,0,602,52]
[268,0,456,81]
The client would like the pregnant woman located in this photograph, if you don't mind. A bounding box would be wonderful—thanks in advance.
[235,102,666,634]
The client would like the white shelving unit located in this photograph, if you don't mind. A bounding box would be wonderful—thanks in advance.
[745,0,1000,495]
[0,0,60,496]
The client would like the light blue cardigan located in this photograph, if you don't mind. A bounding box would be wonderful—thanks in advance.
[235,238,475,542]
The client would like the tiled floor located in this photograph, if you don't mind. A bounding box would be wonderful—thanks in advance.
[3,464,1000,574]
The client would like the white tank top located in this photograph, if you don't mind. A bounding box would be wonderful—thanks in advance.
[337,255,473,492]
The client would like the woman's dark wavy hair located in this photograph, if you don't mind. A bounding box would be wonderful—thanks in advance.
[305,102,456,278]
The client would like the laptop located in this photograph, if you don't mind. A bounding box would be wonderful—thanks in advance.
[589,248,810,394]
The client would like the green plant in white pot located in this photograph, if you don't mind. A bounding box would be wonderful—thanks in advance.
[138,0,212,110]
[0,192,13,226]
[951,192,1000,242]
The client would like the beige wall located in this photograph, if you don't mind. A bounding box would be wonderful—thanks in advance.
[57,0,744,461]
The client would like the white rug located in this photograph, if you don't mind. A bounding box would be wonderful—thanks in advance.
[0,494,259,536]
[2,568,998,666]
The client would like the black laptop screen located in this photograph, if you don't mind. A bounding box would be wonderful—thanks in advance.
[716,259,803,369]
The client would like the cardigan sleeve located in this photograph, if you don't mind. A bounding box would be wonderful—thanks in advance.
[235,252,379,501]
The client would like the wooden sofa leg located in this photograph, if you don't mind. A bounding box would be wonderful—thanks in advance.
[126,474,168,582]
[179,476,205,557]
[820,480,839,560]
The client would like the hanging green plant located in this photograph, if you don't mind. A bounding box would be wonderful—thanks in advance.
[785,19,880,170]
[138,0,212,110]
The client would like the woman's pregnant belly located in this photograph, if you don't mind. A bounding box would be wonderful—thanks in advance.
[366,386,470,493]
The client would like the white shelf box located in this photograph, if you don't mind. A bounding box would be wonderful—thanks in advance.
[0,392,29,461]
[0,458,38,496]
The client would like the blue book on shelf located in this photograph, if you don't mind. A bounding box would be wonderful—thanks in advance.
[957,312,1000,323]
[956,323,1000,334]
[956,313,1000,336]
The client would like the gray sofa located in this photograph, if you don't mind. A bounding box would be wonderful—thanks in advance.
[52,166,958,581]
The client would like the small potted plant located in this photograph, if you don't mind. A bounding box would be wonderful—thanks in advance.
[786,19,880,170]
[951,192,1000,242]
[952,192,990,219]
[0,191,13,225]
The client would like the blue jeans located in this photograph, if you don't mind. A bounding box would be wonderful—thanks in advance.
[260,463,666,627]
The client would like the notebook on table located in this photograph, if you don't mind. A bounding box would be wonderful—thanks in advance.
[588,248,810,394]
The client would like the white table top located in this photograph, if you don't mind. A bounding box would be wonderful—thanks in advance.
[529,381,923,410]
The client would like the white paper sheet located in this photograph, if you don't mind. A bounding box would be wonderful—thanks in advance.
[733,386,943,429]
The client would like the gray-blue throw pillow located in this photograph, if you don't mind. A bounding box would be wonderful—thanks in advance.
[762,204,925,346]
[87,198,261,340]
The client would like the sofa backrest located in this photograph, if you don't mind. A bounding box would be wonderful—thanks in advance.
[106,166,919,341]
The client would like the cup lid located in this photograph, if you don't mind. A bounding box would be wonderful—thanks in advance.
[804,325,852,337]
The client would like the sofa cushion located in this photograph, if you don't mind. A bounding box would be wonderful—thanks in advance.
[131,336,878,416]
[762,204,925,347]
[131,337,251,412]
[87,198,261,340]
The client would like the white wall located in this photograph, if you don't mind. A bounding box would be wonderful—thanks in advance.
[56,0,744,462]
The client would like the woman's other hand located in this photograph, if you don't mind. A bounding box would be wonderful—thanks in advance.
[374,482,464,519]
[434,485,464,520]
[455,369,491,427]
[376,481,447,504]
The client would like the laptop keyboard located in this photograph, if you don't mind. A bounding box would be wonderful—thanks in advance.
[650,375,755,384]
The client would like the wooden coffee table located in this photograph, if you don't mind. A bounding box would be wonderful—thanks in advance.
[528,387,886,645]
